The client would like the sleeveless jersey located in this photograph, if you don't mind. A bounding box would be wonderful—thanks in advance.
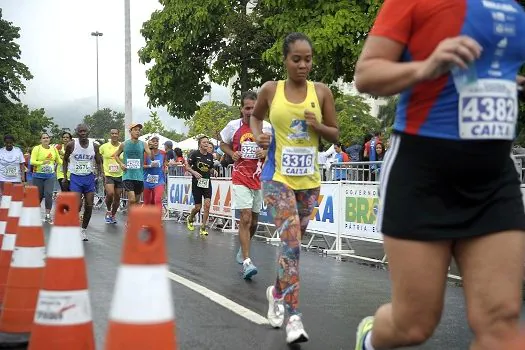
[371,0,525,140]
[123,140,145,181]
[143,150,166,189]
[220,118,272,190]
[68,139,95,176]
[261,80,322,190]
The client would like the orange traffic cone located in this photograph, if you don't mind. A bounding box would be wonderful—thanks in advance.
[0,184,24,305]
[28,193,95,350]
[0,187,46,347]
[104,206,177,350]
[0,182,14,248]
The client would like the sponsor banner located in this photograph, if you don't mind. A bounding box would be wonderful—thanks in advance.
[341,184,382,241]
[167,177,194,212]
[210,179,234,218]
[307,182,339,234]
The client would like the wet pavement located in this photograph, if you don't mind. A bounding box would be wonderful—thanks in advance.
[39,210,524,350]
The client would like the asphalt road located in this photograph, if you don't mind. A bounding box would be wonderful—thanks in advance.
[36,209,525,350]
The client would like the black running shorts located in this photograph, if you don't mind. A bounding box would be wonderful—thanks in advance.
[378,132,525,240]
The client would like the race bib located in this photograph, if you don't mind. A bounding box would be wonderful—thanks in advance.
[241,141,258,159]
[108,163,120,173]
[146,174,159,184]
[280,147,315,176]
[126,159,141,170]
[4,165,18,178]
[197,178,210,188]
[459,79,518,140]
[150,160,160,168]
[40,164,54,174]
[74,161,92,175]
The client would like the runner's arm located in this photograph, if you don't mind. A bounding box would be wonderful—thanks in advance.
[312,83,339,144]
[144,141,153,160]
[19,153,26,182]
[94,144,103,177]
[518,75,525,102]
[250,81,274,140]
[30,147,44,166]
[62,141,74,181]
[112,143,126,170]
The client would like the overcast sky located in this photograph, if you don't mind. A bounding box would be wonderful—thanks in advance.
[1,0,230,130]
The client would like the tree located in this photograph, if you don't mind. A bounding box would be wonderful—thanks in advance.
[0,103,56,149]
[377,95,398,131]
[82,108,125,139]
[335,94,380,146]
[143,111,187,142]
[185,101,238,140]
[0,9,33,105]
[139,0,277,119]
[260,0,381,92]
[49,124,72,144]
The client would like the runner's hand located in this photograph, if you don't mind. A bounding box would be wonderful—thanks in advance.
[256,133,271,150]
[231,151,241,162]
[255,149,266,159]
[418,36,482,81]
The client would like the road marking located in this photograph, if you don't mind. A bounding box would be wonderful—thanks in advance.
[166,271,269,325]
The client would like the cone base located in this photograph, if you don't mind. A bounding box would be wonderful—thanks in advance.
[105,321,177,349]
[0,332,29,348]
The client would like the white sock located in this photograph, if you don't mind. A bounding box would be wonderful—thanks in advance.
[364,331,375,350]
[243,258,252,265]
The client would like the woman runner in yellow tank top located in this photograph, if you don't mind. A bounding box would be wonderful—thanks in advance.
[250,32,339,345]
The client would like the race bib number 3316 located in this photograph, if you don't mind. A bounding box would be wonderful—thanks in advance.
[280,147,315,176]
[459,79,518,140]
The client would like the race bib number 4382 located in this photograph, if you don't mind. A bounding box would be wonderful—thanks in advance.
[459,79,518,140]
[280,147,315,176]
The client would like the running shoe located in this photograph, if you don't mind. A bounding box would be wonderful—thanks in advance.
[44,213,53,224]
[105,211,112,224]
[110,215,118,224]
[242,259,258,280]
[186,217,195,231]
[266,286,285,328]
[286,315,309,344]
[80,228,88,242]
[199,226,208,236]
[355,316,374,350]
[236,247,243,264]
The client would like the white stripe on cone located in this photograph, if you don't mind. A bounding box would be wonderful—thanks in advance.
[47,226,85,259]
[18,207,43,227]
[11,246,46,268]
[0,195,11,209]
[34,289,92,326]
[1,234,16,251]
[7,201,22,218]
[109,264,174,323]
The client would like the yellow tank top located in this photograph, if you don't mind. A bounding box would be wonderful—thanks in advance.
[261,80,321,190]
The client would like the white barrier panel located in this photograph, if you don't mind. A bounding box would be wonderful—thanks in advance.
[210,178,234,218]
[340,183,382,241]
[307,182,340,234]
[167,176,194,212]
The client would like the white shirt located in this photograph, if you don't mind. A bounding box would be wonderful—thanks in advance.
[0,147,25,182]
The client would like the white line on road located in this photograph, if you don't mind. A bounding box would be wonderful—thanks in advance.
[166,271,269,326]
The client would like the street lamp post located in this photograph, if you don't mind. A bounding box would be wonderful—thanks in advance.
[91,31,103,111]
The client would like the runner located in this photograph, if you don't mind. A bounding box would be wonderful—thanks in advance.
[31,133,61,224]
[219,90,272,280]
[113,123,152,207]
[250,32,339,344]
[353,1,525,349]
[56,131,72,191]
[0,135,25,195]
[143,134,166,209]
[63,124,103,241]
[99,128,123,224]
[185,135,216,236]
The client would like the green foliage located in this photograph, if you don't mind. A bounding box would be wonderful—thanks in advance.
[139,0,276,119]
[377,95,398,131]
[335,94,380,146]
[142,111,186,142]
[0,103,56,149]
[185,101,238,140]
[0,9,33,105]
[48,125,72,145]
[82,108,125,139]
[260,0,381,88]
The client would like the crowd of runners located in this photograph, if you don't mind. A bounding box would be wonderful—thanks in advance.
[1,0,525,347]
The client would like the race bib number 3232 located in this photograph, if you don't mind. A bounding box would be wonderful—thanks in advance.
[280,147,315,176]
[459,79,518,140]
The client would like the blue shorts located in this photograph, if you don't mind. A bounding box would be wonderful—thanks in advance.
[70,174,96,194]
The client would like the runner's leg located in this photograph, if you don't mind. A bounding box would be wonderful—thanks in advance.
[82,192,95,230]
[239,208,252,259]
[202,198,211,229]
[112,185,121,216]
[143,187,153,205]
[43,177,54,216]
[105,181,115,212]
[454,231,525,350]
[369,237,452,348]
[153,184,164,209]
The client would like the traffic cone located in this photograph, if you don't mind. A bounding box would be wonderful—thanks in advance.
[28,192,95,350]
[0,184,24,305]
[0,187,46,347]
[0,182,14,248]
[104,206,177,350]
